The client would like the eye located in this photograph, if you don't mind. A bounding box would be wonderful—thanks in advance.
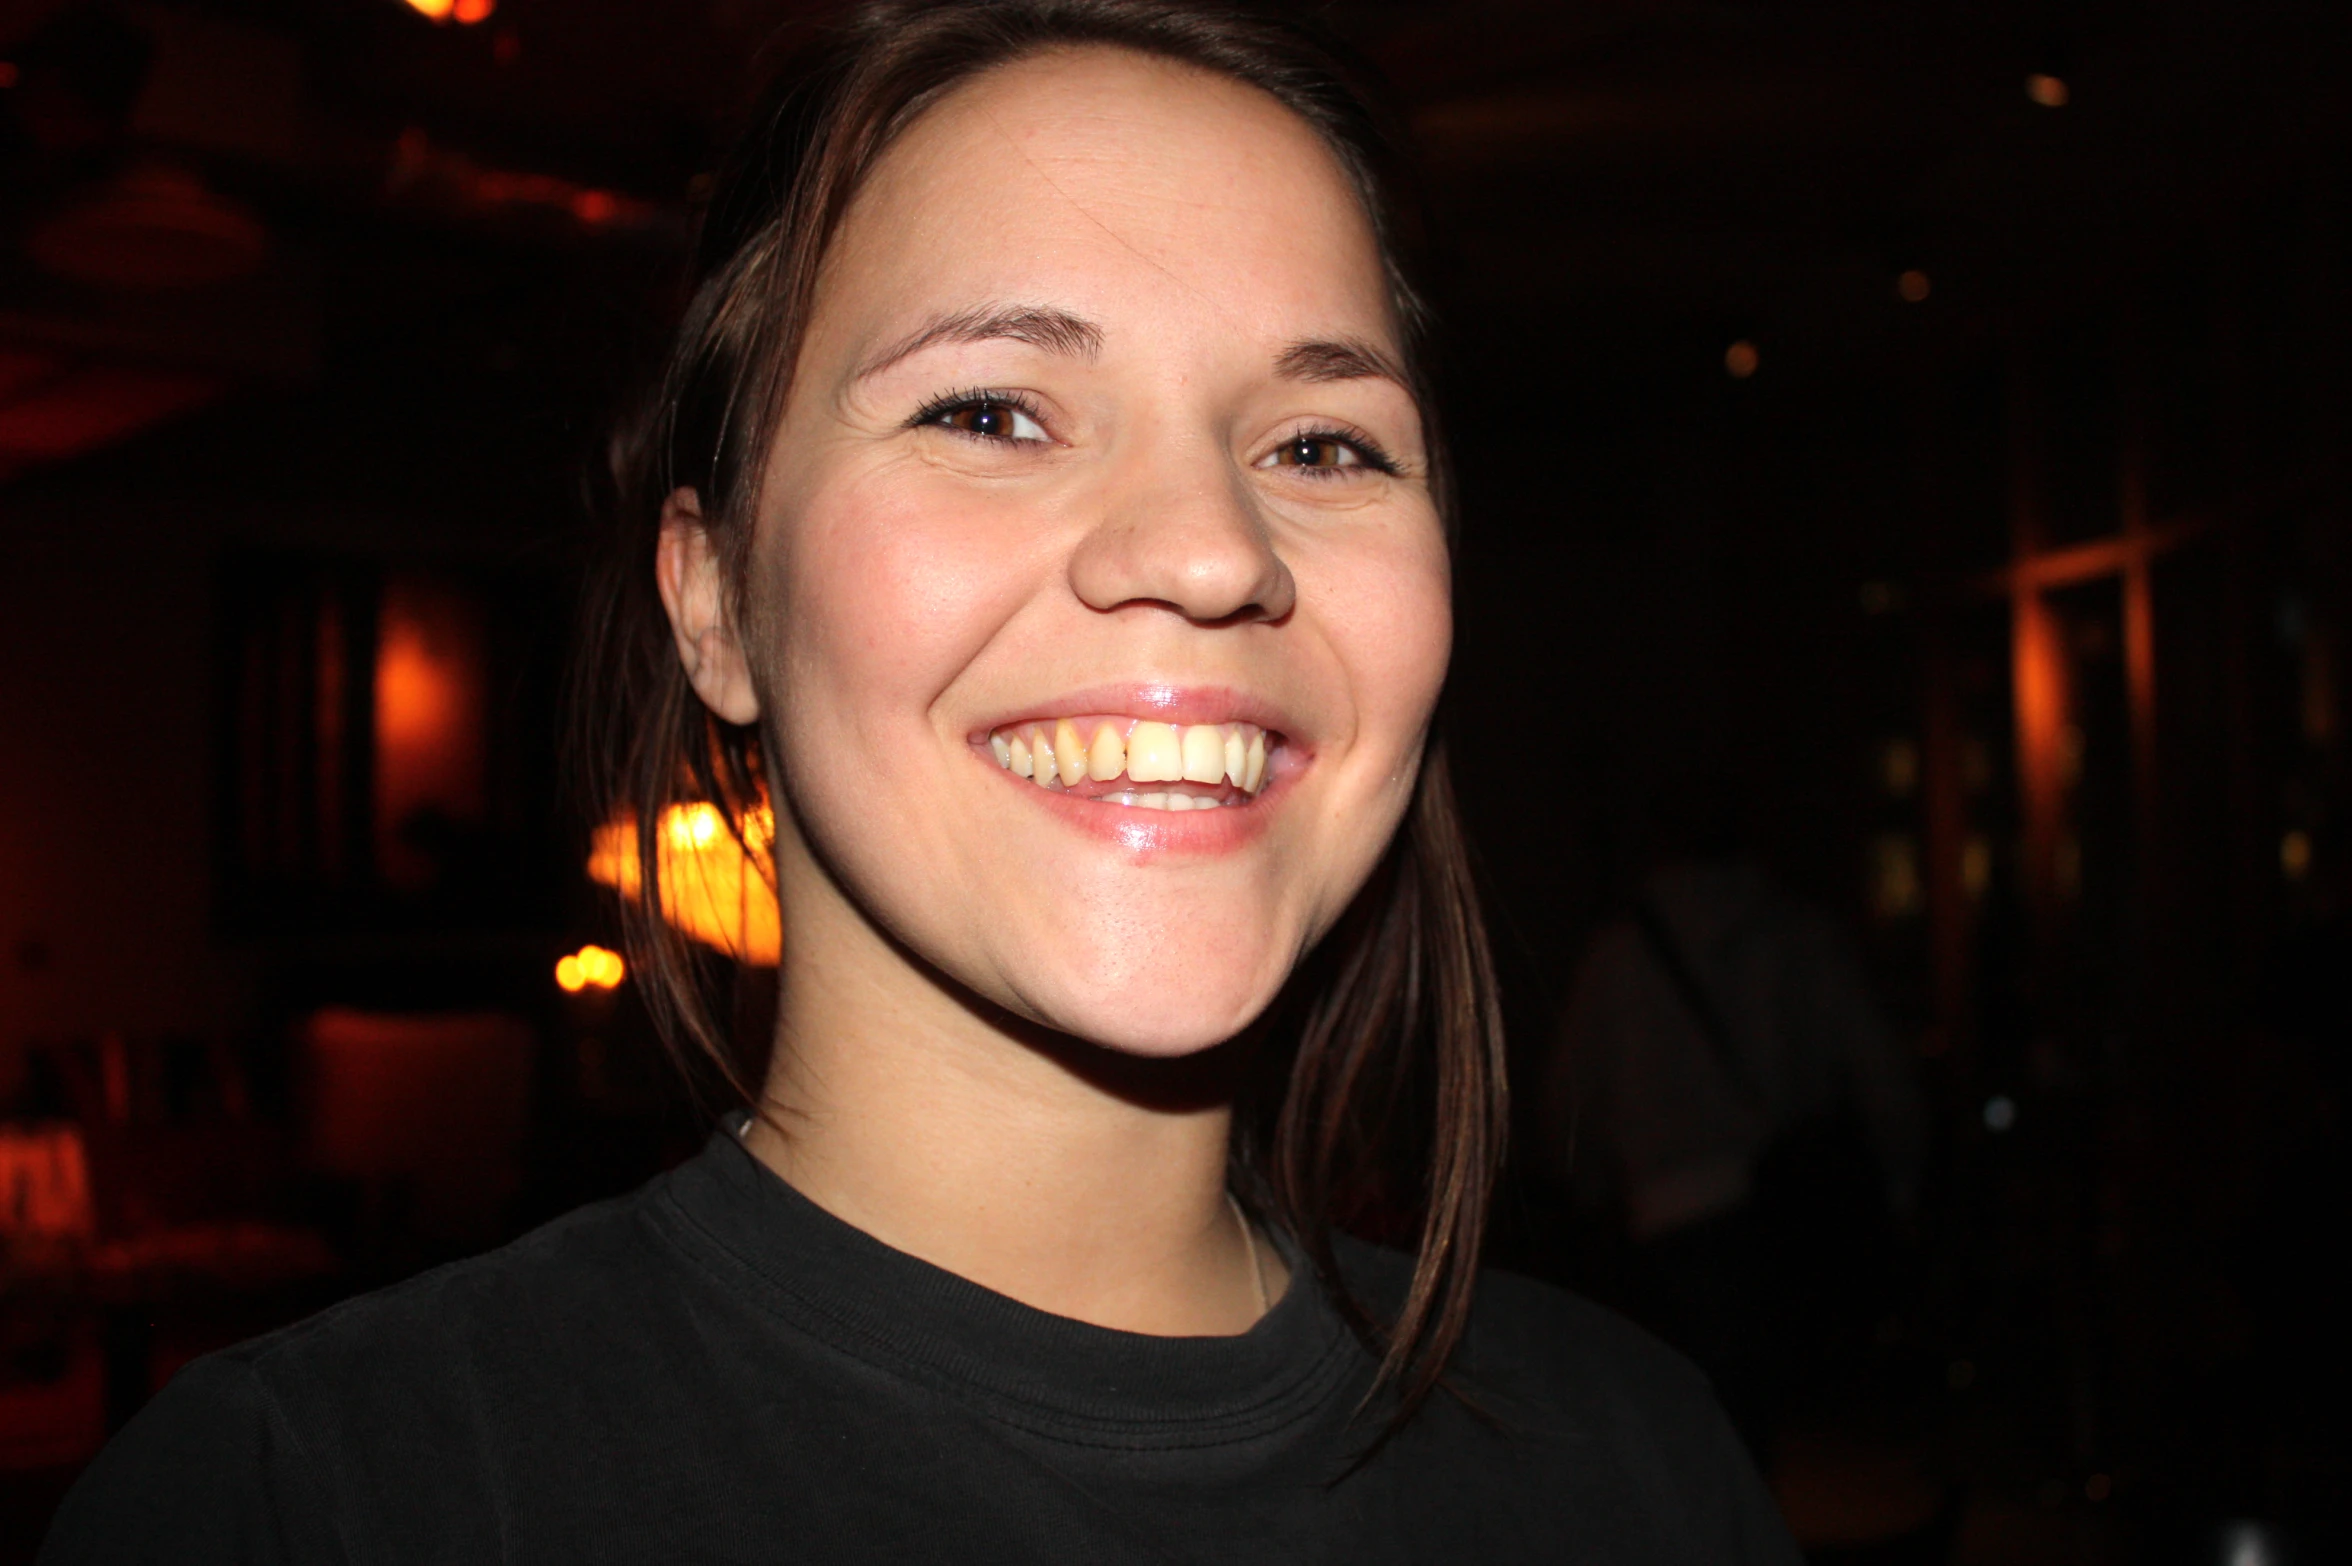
[916,393,1049,445]
[1257,428,1397,477]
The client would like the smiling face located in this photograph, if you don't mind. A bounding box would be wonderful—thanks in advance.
[728,46,1450,1057]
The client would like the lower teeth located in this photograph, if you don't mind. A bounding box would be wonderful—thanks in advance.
[1107,791,1222,811]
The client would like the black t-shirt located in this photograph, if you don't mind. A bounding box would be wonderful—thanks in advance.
[41,1124,1799,1563]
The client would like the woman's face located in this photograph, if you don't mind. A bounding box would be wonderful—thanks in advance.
[738,47,1450,1056]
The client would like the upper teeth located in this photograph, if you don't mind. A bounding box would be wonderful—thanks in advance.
[987,718,1271,798]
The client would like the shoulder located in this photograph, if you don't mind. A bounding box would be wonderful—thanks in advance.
[1337,1236,1715,1431]
[227,1177,680,1394]
[1335,1238,1801,1564]
[39,1352,335,1564]
[43,1181,686,1564]
[1458,1266,1717,1428]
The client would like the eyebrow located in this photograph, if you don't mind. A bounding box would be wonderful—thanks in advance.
[854,304,1105,383]
[1273,337,1407,386]
[853,306,1410,394]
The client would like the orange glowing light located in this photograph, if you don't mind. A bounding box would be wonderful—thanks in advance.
[570,189,617,225]
[2026,73,2069,108]
[373,577,488,890]
[556,944,626,992]
[453,0,496,20]
[403,0,457,17]
[587,804,781,966]
[1897,269,1932,302]
[1724,340,1759,379]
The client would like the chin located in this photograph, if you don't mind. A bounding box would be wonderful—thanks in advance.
[1003,918,1297,1059]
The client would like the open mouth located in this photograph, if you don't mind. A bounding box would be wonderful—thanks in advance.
[985,717,1275,812]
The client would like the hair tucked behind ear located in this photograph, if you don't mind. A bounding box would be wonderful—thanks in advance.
[574,0,1504,1437]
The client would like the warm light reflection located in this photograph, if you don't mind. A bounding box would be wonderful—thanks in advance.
[1724,339,1759,379]
[587,803,781,965]
[374,576,488,889]
[2054,832,2083,901]
[1870,833,1924,919]
[2026,73,2070,107]
[1897,269,1932,302]
[1881,738,1921,797]
[556,944,626,993]
[2013,591,2071,912]
[2280,829,2313,882]
[402,0,493,21]
[1961,835,1993,901]
[0,1124,94,1241]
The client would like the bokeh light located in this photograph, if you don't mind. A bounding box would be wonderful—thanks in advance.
[555,944,625,993]
[589,804,782,965]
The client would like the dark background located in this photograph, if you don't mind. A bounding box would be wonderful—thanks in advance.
[1,0,2345,1560]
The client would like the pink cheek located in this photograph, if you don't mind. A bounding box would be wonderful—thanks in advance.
[784,484,1035,702]
[1321,550,1453,721]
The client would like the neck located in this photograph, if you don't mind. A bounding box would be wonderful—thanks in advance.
[741,838,1281,1337]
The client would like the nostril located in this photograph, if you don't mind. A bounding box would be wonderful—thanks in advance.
[1070,484,1291,624]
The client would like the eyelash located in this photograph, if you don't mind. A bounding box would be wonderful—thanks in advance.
[1272,423,1401,479]
[906,390,1402,478]
[907,388,1049,443]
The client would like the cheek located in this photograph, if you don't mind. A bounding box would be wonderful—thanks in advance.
[1283,522,1449,943]
[762,469,1039,736]
[1311,523,1453,750]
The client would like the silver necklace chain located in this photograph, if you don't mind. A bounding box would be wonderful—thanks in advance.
[747,1117,1270,1320]
[1226,1191,1270,1318]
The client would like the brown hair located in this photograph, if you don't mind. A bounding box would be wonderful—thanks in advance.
[577,0,1505,1431]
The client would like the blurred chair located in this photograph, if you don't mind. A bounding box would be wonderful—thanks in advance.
[0,1124,104,1469]
[2,1035,337,1451]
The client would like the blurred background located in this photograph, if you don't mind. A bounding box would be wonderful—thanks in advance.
[0,0,2344,1559]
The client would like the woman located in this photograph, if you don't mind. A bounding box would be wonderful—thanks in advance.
[45,3,1798,1560]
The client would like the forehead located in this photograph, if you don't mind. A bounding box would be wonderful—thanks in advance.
[814,47,1397,358]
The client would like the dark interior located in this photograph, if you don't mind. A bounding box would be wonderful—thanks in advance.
[2,1,2345,1559]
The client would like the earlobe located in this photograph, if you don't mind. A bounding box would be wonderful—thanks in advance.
[655,489,763,726]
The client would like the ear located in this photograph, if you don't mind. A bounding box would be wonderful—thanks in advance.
[655,490,762,726]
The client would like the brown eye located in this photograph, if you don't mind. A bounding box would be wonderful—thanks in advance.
[1275,435,1356,469]
[926,398,1047,443]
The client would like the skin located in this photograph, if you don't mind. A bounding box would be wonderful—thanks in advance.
[657,48,1451,1337]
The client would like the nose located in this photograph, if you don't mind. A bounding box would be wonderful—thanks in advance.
[1067,443,1297,625]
